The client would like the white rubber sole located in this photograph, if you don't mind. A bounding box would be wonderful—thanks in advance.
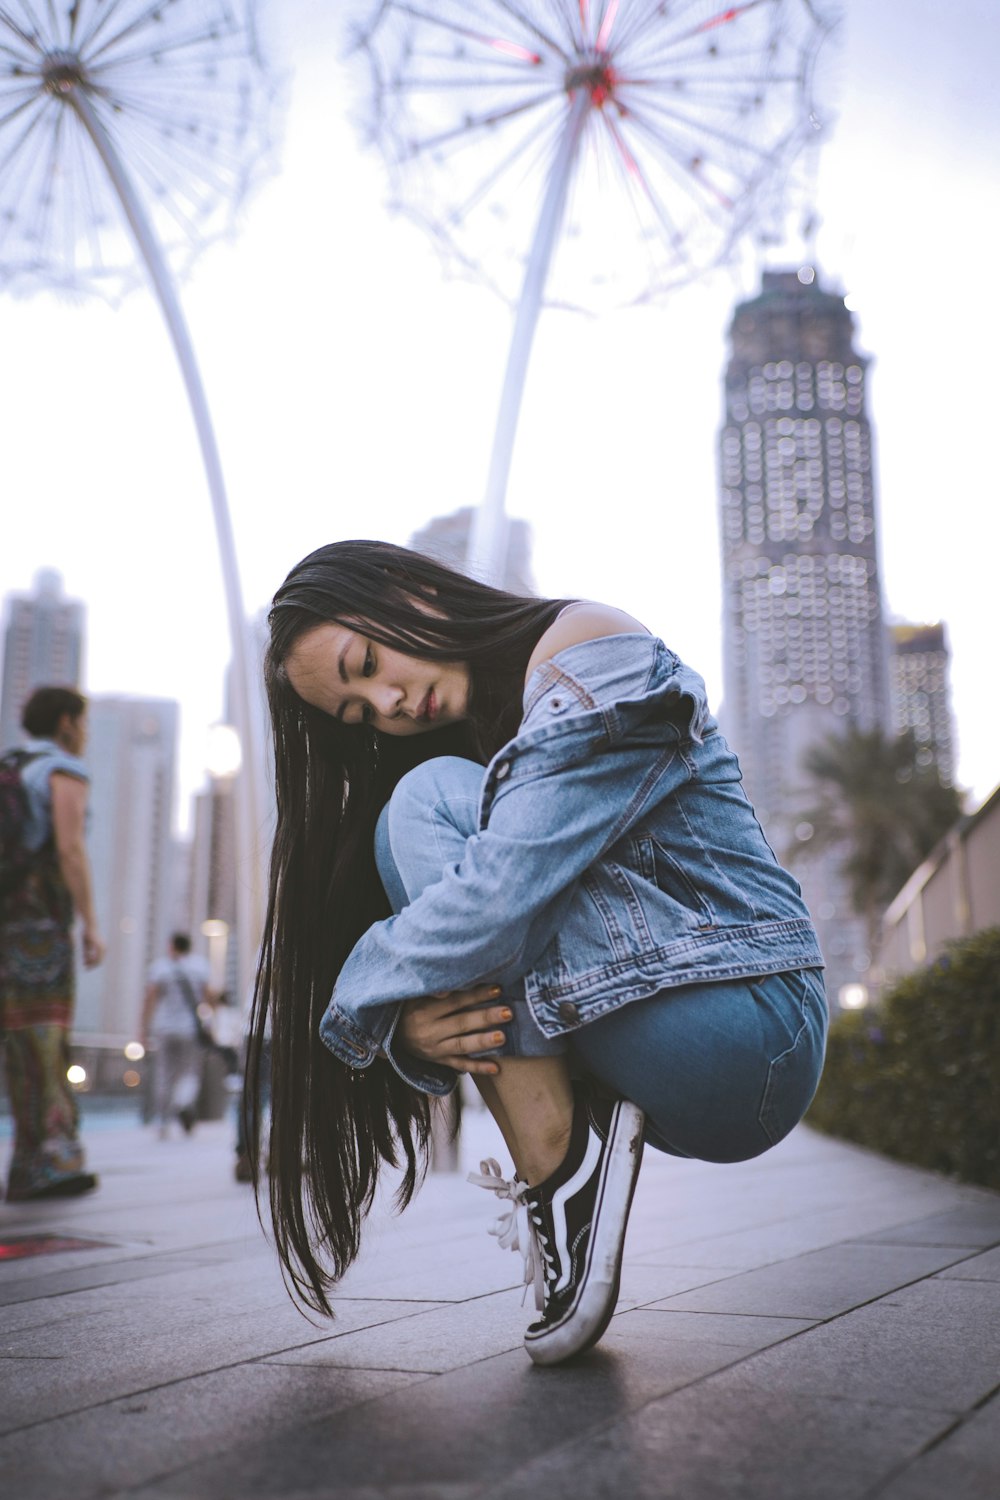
[524,1099,645,1367]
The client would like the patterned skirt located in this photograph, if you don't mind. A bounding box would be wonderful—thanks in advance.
[0,854,75,1033]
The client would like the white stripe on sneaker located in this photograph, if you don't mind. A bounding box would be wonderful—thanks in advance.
[549,1113,604,1296]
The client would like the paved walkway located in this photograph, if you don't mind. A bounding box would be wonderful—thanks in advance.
[2,1103,999,1499]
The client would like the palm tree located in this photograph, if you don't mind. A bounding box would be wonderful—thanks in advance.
[794,727,963,951]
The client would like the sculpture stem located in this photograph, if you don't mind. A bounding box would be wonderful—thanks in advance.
[467,88,590,583]
[68,86,264,1006]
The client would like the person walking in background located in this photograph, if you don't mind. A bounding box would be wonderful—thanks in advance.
[141,933,213,1140]
[0,686,104,1201]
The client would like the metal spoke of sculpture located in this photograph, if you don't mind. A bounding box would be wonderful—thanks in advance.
[355,0,834,578]
[0,0,276,998]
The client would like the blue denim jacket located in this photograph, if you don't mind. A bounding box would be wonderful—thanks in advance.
[319,634,823,1087]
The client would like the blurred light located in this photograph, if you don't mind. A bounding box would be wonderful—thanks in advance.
[206,722,242,779]
[797,265,815,284]
[794,821,814,842]
[122,1070,141,1088]
[839,983,869,1010]
[843,292,862,311]
[124,1041,145,1061]
[66,1064,87,1086]
[201,919,229,939]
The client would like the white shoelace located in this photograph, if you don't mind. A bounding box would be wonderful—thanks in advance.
[467,1158,555,1311]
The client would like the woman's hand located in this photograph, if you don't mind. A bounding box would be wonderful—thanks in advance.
[398,986,512,1075]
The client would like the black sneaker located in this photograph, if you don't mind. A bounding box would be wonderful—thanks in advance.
[522,1086,644,1366]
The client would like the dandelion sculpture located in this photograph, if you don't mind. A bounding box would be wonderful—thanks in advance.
[0,1,275,998]
[355,0,834,578]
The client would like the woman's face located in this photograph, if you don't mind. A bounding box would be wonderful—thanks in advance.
[284,622,471,737]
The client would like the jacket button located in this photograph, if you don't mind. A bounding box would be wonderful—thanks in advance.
[494,760,510,780]
[558,1001,580,1024]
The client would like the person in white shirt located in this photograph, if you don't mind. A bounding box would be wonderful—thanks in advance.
[141,933,213,1138]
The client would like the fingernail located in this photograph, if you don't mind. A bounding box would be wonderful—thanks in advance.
[492,1032,505,1045]
[500,1009,513,1021]
[490,987,502,998]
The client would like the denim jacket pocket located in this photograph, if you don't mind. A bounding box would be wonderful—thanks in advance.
[648,835,718,931]
[580,860,654,962]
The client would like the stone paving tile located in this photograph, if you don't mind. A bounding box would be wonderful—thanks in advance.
[649,1241,972,1319]
[859,1204,1000,1249]
[478,1384,954,1500]
[0,1254,286,1345]
[0,1241,271,1310]
[0,1181,264,1261]
[628,1195,991,1275]
[874,1389,1000,1500]
[264,1287,530,1373]
[622,1307,816,1346]
[0,1294,442,1433]
[0,1363,429,1500]
[935,1246,1000,1283]
[615,1262,740,1308]
[118,1308,811,1497]
[686,1276,1000,1413]
[335,1236,524,1303]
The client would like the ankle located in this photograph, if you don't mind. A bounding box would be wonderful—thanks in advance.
[519,1117,574,1188]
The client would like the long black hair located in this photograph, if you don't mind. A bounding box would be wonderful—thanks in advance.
[249,539,572,1315]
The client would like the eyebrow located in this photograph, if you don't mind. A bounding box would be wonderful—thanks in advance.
[335,639,350,720]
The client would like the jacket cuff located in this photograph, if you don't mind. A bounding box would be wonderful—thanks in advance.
[382,1007,457,1098]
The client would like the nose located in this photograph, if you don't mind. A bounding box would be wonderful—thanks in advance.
[372,683,404,720]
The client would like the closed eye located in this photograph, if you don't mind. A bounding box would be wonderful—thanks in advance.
[362,646,375,678]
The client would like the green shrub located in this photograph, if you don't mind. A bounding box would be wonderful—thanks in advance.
[806,926,1000,1189]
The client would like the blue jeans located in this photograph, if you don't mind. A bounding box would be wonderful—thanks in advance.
[375,758,827,1164]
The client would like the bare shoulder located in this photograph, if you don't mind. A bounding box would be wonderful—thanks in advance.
[526,602,650,683]
[49,769,88,797]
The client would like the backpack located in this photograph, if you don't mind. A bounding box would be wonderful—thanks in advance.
[0,749,41,899]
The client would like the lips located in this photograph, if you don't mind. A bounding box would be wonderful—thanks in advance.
[417,688,437,723]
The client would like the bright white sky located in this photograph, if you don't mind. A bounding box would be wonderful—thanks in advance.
[3,0,998,833]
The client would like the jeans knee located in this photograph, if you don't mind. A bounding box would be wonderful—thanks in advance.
[381,756,483,906]
[386,757,483,841]
[390,755,482,811]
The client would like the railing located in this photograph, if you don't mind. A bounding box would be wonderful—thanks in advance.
[877,781,1000,981]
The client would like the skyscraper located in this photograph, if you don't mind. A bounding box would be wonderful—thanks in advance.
[409,507,537,596]
[889,622,956,787]
[717,269,891,1003]
[75,697,179,1041]
[0,569,84,750]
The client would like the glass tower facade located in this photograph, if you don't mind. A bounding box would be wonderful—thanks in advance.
[889,622,956,787]
[0,570,84,752]
[718,269,891,1004]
